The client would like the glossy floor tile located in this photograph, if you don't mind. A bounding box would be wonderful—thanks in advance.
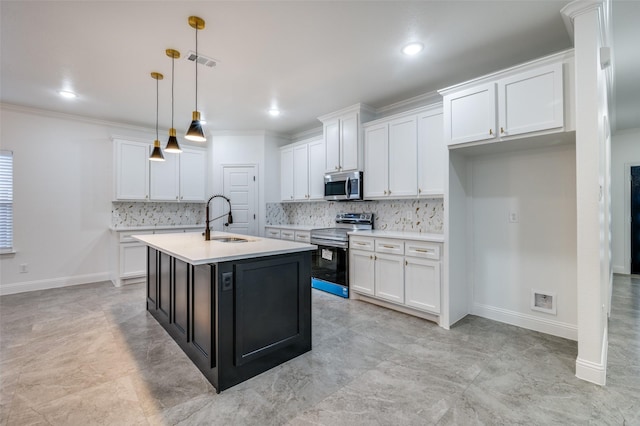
[0,275,638,425]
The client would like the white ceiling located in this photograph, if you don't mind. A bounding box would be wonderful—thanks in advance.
[0,1,637,137]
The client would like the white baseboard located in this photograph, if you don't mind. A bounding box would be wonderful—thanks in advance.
[0,272,111,296]
[612,265,626,274]
[575,324,608,386]
[472,302,577,341]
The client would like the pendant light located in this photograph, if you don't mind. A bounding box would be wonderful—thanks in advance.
[165,49,182,153]
[185,16,206,142]
[149,72,165,162]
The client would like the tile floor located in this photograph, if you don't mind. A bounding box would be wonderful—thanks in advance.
[0,275,638,425]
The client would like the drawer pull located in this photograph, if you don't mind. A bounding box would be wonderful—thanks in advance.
[355,242,368,245]
[382,244,397,249]
[414,248,432,253]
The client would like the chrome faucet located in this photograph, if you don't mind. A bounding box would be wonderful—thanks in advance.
[205,194,233,240]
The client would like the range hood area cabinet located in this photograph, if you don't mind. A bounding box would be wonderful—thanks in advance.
[113,138,207,202]
[439,49,575,148]
[280,137,325,202]
[318,104,375,173]
[362,104,446,199]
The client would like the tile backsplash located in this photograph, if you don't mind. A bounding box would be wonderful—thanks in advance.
[266,198,444,233]
[112,202,205,228]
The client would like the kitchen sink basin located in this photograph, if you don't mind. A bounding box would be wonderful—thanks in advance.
[209,237,250,243]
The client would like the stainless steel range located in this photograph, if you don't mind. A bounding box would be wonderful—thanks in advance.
[310,213,374,298]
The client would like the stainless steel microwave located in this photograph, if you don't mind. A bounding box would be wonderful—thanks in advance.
[324,171,363,201]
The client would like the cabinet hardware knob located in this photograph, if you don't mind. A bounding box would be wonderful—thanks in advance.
[489,129,493,135]
[176,196,178,200]
[388,190,391,195]
[384,190,387,195]
[405,260,408,266]
[501,127,505,134]
[418,188,422,193]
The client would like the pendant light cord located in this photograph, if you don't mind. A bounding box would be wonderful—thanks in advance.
[155,77,159,140]
[171,55,175,128]
[195,25,198,112]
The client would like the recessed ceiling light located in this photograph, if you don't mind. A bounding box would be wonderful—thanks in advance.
[269,108,281,117]
[402,42,424,56]
[58,90,77,99]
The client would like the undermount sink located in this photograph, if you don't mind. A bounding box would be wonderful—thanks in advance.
[209,237,250,243]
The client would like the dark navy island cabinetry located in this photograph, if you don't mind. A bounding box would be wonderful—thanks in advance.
[141,232,313,393]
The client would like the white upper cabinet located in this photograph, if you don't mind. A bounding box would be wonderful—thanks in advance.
[340,113,359,172]
[114,139,206,202]
[319,104,374,173]
[293,144,309,200]
[363,105,442,199]
[179,147,206,202]
[498,63,564,138]
[307,139,326,200]
[150,152,179,201]
[280,146,294,201]
[417,109,445,196]
[280,137,325,202]
[363,123,389,198]
[440,50,573,148]
[444,83,497,145]
[115,139,149,201]
[388,115,418,197]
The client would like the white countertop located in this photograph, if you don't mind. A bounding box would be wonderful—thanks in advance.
[110,224,204,232]
[348,230,445,243]
[133,232,316,265]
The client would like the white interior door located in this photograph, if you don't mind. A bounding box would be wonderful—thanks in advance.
[223,165,258,236]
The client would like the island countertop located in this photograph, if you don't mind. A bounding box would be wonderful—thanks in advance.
[133,231,316,265]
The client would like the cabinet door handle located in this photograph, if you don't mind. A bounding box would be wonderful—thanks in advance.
[489,129,493,135]
[388,190,391,195]
[405,260,408,266]
[384,190,388,195]
[501,127,505,134]
[418,188,422,194]
[176,196,179,200]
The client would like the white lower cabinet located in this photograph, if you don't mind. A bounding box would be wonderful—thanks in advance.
[405,257,441,313]
[349,249,375,295]
[265,227,282,239]
[349,235,442,316]
[374,252,404,303]
[111,227,203,287]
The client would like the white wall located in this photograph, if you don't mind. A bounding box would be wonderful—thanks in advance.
[469,144,577,339]
[209,131,289,236]
[611,128,640,274]
[0,107,120,294]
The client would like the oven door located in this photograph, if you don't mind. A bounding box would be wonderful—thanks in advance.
[311,243,349,298]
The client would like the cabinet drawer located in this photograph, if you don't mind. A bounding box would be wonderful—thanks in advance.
[405,241,441,260]
[280,230,295,241]
[295,231,310,242]
[375,239,404,255]
[265,228,281,239]
[350,236,374,251]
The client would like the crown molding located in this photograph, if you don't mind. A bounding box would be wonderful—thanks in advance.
[290,126,323,142]
[0,102,153,134]
[374,90,441,116]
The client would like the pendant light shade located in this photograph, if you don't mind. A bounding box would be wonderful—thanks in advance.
[149,72,165,162]
[165,49,182,153]
[185,16,206,142]
[150,139,165,161]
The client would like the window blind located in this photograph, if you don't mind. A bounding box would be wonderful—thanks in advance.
[0,150,13,252]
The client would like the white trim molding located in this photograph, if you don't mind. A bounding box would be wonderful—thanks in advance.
[472,302,578,341]
[0,272,111,296]
[576,326,608,385]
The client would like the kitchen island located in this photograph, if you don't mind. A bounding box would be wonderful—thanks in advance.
[134,232,315,393]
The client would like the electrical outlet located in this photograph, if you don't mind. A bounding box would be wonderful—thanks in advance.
[509,212,519,223]
[19,263,28,273]
[531,289,556,315]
